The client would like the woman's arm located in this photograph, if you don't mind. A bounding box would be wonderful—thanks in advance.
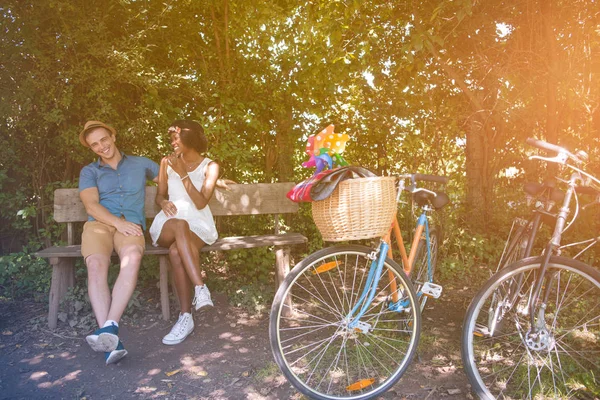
[181,161,220,210]
[155,157,177,217]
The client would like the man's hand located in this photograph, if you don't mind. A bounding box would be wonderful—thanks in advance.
[114,219,143,236]
[160,200,178,217]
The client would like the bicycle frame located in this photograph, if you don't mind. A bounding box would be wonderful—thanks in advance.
[346,178,440,325]
[347,240,390,329]
[528,172,580,330]
[346,215,433,326]
[524,140,600,332]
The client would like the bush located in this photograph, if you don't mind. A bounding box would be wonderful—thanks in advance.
[0,247,51,300]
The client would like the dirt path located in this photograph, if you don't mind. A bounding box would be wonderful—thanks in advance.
[0,286,474,400]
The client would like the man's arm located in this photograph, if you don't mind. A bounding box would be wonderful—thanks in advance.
[80,187,143,236]
[147,158,160,183]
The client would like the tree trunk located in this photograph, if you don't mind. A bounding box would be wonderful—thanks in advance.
[540,0,558,146]
[540,0,559,177]
[428,43,494,233]
[465,119,488,231]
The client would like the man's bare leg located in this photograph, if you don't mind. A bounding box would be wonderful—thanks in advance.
[107,244,143,322]
[86,254,111,327]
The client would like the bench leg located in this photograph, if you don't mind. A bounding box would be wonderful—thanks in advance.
[275,246,292,316]
[48,257,75,329]
[159,256,170,321]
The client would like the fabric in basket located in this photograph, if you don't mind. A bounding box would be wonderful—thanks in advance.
[287,166,376,203]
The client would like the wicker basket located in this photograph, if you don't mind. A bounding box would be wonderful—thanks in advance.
[312,176,397,242]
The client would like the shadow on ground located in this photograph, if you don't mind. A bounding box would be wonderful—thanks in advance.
[0,288,473,400]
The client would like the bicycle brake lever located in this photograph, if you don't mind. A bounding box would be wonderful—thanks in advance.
[575,150,589,164]
[529,154,569,165]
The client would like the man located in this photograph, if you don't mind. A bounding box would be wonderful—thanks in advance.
[78,120,159,364]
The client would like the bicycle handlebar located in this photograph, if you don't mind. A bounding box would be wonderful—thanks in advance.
[413,174,449,184]
[526,138,568,155]
[526,137,584,165]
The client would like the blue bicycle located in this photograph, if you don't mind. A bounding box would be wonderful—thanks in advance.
[269,173,449,400]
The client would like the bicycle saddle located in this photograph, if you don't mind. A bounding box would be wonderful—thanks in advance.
[576,185,600,196]
[413,191,450,209]
[523,182,564,203]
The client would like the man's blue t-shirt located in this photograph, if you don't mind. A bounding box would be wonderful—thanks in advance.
[79,153,159,230]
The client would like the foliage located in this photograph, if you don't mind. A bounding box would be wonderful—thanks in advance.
[58,285,95,331]
[228,284,273,315]
[1,0,599,300]
[138,255,161,287]
[438,229,504,283]
[0,248,51,299]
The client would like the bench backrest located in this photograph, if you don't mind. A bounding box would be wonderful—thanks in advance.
[53,183,298,223]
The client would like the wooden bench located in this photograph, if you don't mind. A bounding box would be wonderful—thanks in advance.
[35,183,307,329]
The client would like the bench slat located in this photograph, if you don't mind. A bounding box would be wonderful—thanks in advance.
[35,233,307,258]
[54,183,299,223]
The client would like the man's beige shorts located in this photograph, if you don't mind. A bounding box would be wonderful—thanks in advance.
[81,220,145,259]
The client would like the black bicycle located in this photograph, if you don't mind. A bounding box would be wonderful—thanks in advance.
[461,139,600,399]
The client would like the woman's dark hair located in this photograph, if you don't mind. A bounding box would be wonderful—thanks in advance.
[170,120,208,153]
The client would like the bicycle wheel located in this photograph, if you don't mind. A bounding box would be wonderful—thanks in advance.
[270,245,421,400]
[410,228,439,312]
[462,256,600,399]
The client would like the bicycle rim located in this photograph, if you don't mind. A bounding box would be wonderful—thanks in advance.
[270,245,421,400]
[462,256,600,399]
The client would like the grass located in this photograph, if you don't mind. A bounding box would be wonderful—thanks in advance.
[253,361,281,382]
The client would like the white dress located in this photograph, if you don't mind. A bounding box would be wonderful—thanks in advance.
[149,157,218,246]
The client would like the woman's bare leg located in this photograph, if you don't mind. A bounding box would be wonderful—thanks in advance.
[167,242,193,313]
[157,219,207,311]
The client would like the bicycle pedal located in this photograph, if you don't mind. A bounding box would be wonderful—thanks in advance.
[473,324,491,337]
[421,282,442,299]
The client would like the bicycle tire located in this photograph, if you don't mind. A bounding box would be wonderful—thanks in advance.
[410,228,439,312]
[461,256,600,399]
[270,245,421,400]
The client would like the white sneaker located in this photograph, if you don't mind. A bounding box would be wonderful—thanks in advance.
[162,313,194,345]
[192,285,214,310]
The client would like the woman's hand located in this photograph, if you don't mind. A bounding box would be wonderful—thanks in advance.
[167,153,188,179]
[160,199,178,217]
[216,178,236,190]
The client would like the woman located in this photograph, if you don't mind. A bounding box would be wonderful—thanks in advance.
[149,120,222,345]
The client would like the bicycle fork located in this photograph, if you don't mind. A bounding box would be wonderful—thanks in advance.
[347,241,389,331]
[524,173,578,347]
